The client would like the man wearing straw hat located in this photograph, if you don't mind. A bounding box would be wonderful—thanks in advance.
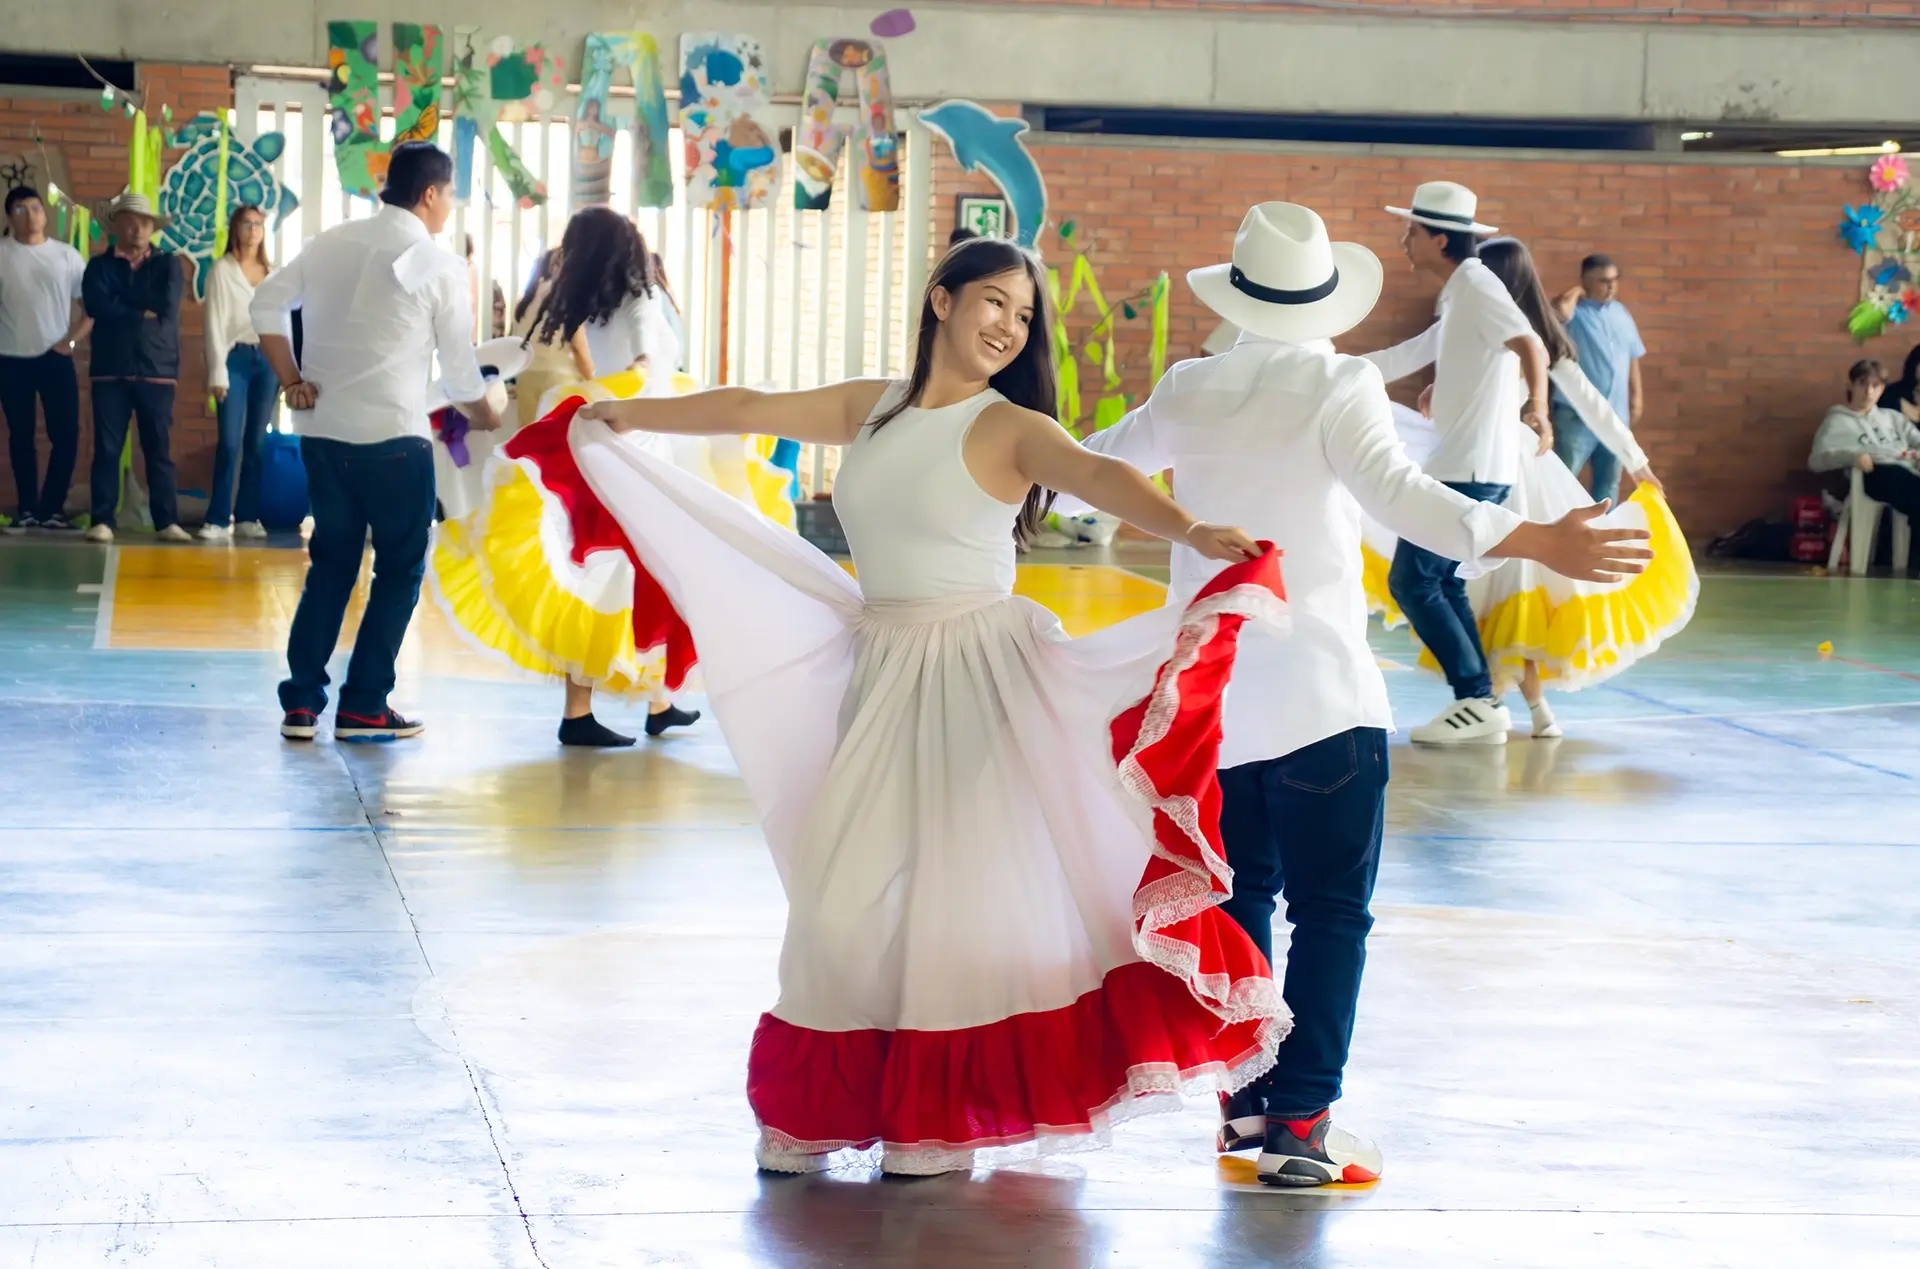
[81,190,189,543]
[1064,202,1647,1186]
[1366,181,1556,746]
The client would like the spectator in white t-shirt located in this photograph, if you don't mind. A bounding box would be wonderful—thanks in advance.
[0,186,91,532]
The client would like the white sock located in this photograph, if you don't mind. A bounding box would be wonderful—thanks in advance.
[1529,698,1558,730]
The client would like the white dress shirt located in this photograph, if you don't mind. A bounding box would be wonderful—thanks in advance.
[1550,358,1647,473]
[202,255,261,390]
[1072,333,1524,767]
[250,205,485,445]
[1364,258,1534,486]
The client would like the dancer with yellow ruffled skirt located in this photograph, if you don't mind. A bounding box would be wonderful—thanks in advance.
[1362,238,1696,737]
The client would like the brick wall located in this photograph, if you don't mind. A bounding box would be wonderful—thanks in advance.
[934,138,1874,540]
[967,0,1920,25]
[0,63,231,520]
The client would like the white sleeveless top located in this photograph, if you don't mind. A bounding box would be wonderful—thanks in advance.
[831,385,1021,603]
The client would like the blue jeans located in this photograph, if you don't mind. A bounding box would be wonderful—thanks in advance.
[1551,402,1622,508]
[1217,728,1389,1118]
[207,343,276,527]
[1387,481,1510,701]
[279,436,435,717]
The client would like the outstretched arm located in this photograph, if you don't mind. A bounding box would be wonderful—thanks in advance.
[997,405,1257,562]
[1362,322,1439,385]
[580,379,894,446]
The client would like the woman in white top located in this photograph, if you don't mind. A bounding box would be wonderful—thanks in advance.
[200,204,277,541]
[1364,237,1697,737]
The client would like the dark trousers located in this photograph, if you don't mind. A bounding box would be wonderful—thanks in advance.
[1217,728,1389,1118]
[208,344,277,527]
[1863,464,1920,525]
[279,436,435,717]
[0,349,81,520]
[89,379,179,530]
[1387,480,1510,701]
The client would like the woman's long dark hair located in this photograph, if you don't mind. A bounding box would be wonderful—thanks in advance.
[223,203,270,267]
[1887,343,1920,409]
[514,247,557,327]
[871,237,1059,546]
[1479,237,1575,365]
[533,206,653,344]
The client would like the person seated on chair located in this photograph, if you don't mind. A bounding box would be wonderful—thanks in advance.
[1810,359,1920,536]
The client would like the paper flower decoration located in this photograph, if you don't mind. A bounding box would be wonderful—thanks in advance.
[1890,300,1911,325]
[1871,154,1909,192]
[1873,259,1911,287]
[1848,298,1889,341]
[1840,204,1885,253]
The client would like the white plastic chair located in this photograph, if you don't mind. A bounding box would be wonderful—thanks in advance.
[1828,465,1913,576]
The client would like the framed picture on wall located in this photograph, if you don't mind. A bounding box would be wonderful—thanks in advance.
[955,194,1009,240]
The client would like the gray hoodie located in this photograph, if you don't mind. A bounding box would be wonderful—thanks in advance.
[1808,404,1920,474]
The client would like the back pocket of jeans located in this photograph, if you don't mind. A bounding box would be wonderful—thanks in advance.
[1278,732,1359,794]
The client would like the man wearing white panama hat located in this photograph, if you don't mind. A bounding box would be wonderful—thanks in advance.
[1367,181,1556,746]
[1067,201,1649,1187]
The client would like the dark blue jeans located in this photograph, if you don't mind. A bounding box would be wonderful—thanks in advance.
[0,349,80,521]
[88,379,179,531]
[1551,401,1622,508]
[207,343,276,527]
[1217,728,1389,1118]
[279,436,435,717]
[1387,481,1510,701]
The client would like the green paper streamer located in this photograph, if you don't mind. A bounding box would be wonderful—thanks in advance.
[210,116,230,261]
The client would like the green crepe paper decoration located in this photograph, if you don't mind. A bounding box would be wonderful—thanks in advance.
[1046,244,1172,434]
[210,116,229,262]
[1848,299,1890,342]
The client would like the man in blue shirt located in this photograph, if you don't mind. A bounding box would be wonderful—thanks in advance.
[1552,253,1645,505]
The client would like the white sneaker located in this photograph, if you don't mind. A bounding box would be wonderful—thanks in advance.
[234,520,268,539]
[196,523,232,543]
[1409,697,1510,746]
[156,524,193,543]
[84,523,114,544]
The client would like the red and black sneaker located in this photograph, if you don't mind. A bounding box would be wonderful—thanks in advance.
[334,708,425,742]
[280,709,319,741]
[1256,1110,1383,1187]
[1217,1087,1266,1153]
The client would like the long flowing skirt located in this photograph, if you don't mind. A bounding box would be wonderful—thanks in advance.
[1362,407,1698,696]
[556,402,1292,1172]
[428,372,794,698]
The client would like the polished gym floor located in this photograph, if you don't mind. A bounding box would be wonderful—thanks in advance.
[2,535,1917,1267]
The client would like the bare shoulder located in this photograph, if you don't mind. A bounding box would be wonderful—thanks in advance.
[976,398,1062,439]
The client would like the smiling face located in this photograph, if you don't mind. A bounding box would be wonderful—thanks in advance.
[929,268,1035,381]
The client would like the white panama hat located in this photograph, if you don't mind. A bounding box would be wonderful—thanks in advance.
[1384,181,1499,236]
[1187,202,1383,344]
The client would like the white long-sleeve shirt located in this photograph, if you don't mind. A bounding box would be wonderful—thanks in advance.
[250,205,485,445]
[1549,357,1648,472]
[1364,258,1535,486]
[1071,332,1524,767]
[202,255,260,391]
[1809,404,1920,474]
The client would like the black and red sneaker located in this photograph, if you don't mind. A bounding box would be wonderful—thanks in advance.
[1217,1087,1266,1153]
[280,709,319,741]
[334,708,425,742]
[1256,1110,1383,1187]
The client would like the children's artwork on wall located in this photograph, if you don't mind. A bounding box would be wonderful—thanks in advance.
[451,27,550,207]
[678,33,780,212]
[391,23,444,147]
[326,20,383,199]
[918,100,1047,248]
[793,39,899,213]
[158,112,300,299]
[574,33,673,209]
[1838,153,1920,340]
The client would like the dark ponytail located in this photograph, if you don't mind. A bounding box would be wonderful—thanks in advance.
[873,237,1060,546]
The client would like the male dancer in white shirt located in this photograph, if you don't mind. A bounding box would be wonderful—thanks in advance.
[1365,181,1554,745]
[253,142,501,742]
[1068,203,1648,1186]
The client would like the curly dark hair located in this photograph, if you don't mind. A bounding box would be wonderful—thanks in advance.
[532,206,653,346]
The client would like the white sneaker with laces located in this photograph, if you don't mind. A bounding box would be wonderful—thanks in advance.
[1409,697,1510,745]
[196,523,232,543]
[84,523,114,544]
[234,520,268,539]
